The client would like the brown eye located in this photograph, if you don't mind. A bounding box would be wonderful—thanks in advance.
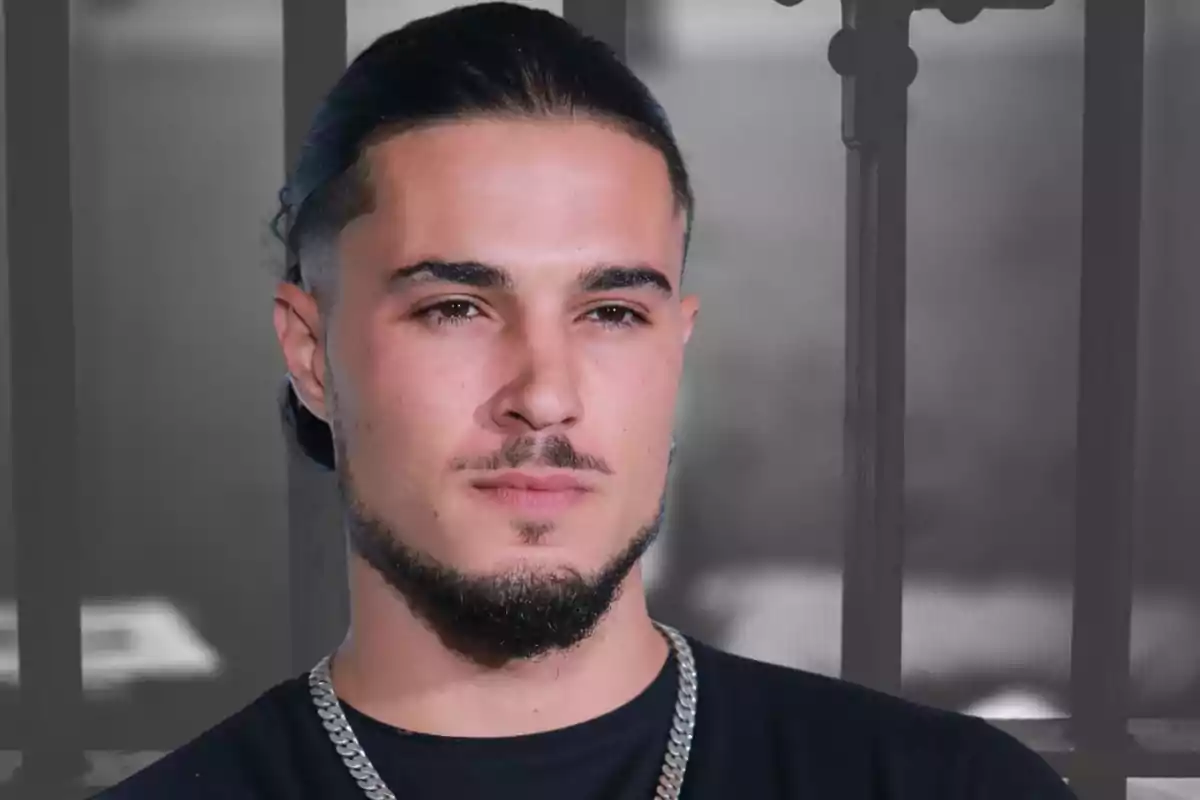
[416,299,481,326]
[585,305,647,329]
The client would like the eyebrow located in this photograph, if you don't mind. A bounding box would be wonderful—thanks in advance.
[387,260,674,297]
[387,260,514,291]
[578,265,673,296]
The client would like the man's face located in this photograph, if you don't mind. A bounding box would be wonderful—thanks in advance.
[277,116,697,656]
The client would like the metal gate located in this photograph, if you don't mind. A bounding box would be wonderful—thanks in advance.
[4,1,1195,798]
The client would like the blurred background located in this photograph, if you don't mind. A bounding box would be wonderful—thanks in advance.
[0,0,1197,797]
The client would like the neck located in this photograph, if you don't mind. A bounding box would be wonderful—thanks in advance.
[330,556,669,738]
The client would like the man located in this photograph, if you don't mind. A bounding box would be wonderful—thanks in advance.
[96,3,1077,798]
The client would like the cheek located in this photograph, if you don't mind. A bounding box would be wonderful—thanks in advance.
[339,327,491,461]
[376,358,476,430]
[583,343,682,447]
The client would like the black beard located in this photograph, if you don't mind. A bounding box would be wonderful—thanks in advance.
[337,469,665,668]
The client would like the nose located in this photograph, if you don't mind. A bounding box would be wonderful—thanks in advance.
[490,322,583,433]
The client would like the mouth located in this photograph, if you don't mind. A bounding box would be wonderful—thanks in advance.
[468,472,593,514]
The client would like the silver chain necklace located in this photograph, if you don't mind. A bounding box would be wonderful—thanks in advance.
[308,622,697,800]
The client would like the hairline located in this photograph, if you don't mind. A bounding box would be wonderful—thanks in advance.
[293,108,694,303]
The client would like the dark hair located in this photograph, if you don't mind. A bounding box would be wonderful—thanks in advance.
[274,2,694,471]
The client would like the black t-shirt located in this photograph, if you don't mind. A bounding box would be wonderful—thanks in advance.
[92,638,1076,799]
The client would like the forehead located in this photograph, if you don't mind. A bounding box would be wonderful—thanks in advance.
[344,117,685,279]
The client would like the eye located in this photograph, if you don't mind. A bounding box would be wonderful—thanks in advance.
[584,304,648,329]
[414,299,482,326]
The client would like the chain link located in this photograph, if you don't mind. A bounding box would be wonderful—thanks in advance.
[309,622,697,799]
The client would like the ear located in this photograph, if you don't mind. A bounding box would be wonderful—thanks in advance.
[273,281,330,422]
[680,293,700,346]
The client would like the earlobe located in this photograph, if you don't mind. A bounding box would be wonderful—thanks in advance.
[273,282,329,422]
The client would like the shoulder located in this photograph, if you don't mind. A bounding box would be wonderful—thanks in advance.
[690,637,960,736]
[690,639,1076,798]
[88,676,315,800]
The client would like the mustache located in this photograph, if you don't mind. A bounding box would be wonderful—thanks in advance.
[451,435,613,474]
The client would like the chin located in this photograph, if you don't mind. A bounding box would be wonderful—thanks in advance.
[459,548,598,579]
[456,532,633,579]
[427,504,657,581]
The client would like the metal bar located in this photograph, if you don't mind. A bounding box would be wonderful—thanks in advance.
[283,0,350,677]
[625,0,665,65]
[835,0,915,695]
[562,0,628,61]
[1041,751,1195,784]
[1124,751,1200,779]
[1068,0,1146,797]
[5,0,86,796]
[1022,749,1200,782]
[976,719,1200,779]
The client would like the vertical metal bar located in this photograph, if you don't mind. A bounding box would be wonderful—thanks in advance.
[625,0,664,66]
[834,0,915,695]
[562,0,628,61]
[1068,0,1145,797]
[283,0,350,677]
[5,0,86,796]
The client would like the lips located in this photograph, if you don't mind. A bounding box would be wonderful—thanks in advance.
[471,472,589,492]
[469,472,592,514]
